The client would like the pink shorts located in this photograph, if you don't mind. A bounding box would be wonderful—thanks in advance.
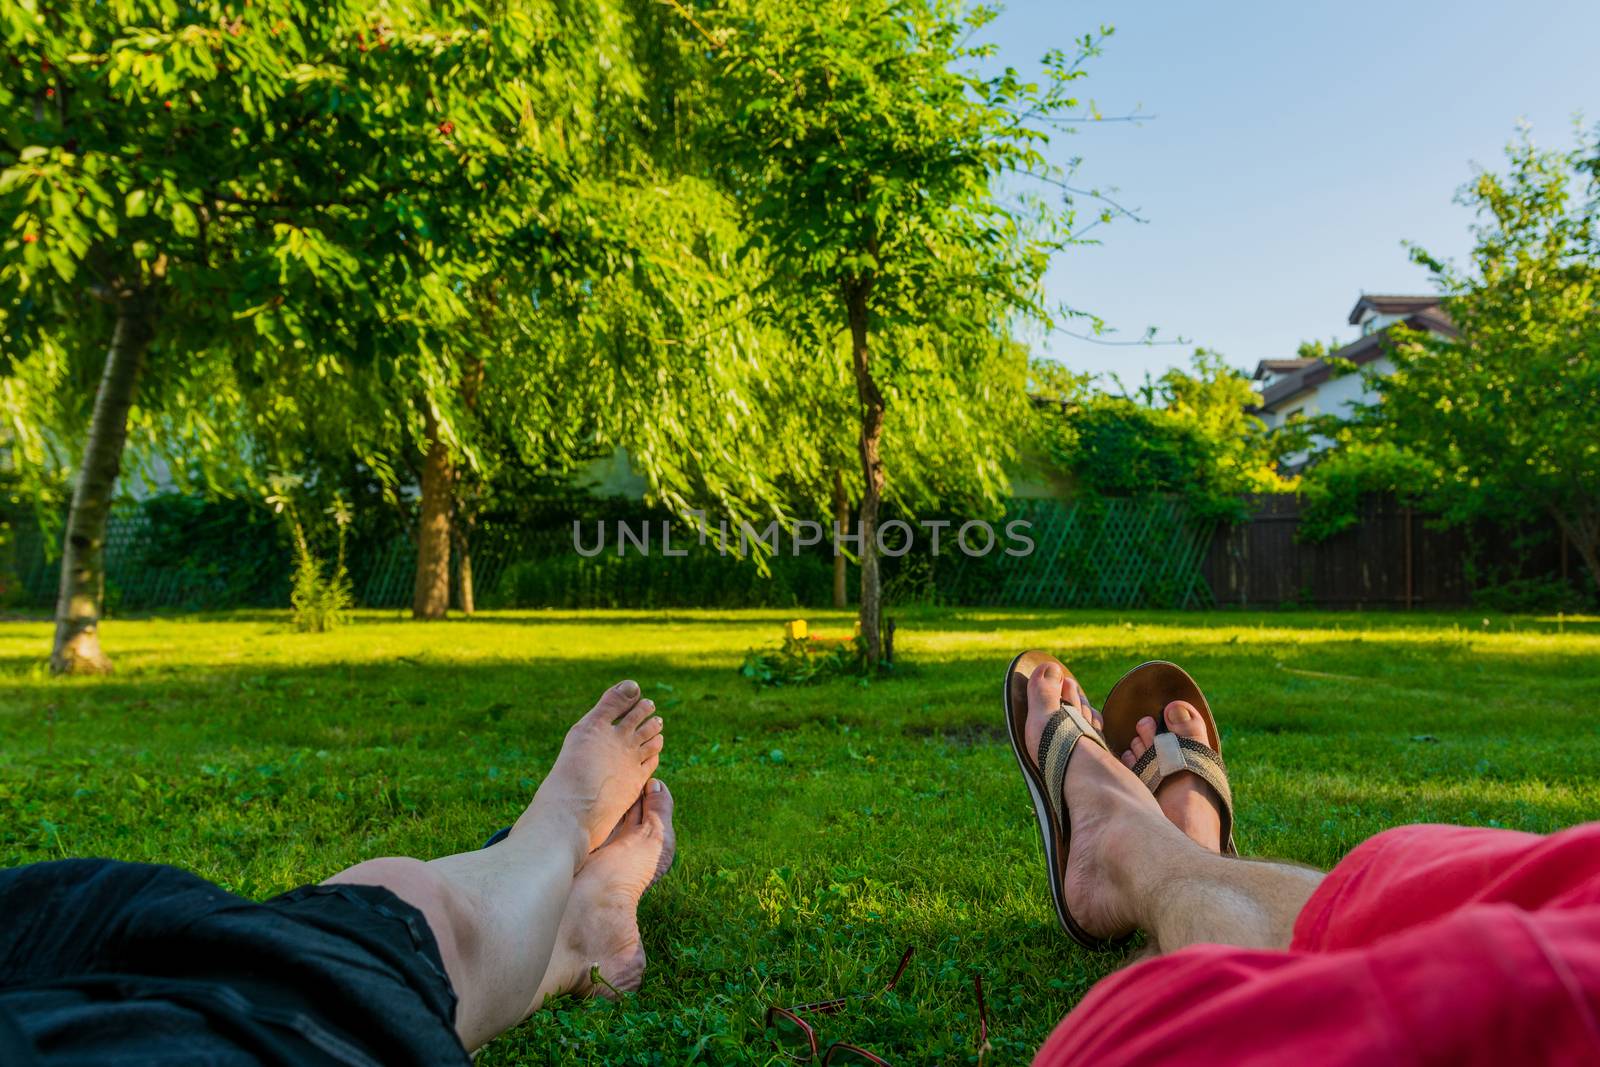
[1034,823,1600,1066]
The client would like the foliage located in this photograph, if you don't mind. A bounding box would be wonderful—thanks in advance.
[1306,126,1600,587]
[130,493,287,607]
[1032,351,1295,520]
[688,0,1105,662]
[0,0,585,460]
[1470,575,1590,614]
[1,0,650,659]
[740,632,872,687]
[3,609,1599,1062]
[264,476,352,633]
[1296,439,1439,542]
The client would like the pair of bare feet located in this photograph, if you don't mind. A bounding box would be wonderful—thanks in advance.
[515,680,677,1002]
[1022,661,1225,942]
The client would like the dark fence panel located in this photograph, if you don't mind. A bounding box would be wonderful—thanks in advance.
[1203,494,1584,609]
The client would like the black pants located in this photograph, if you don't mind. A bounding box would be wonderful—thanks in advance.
[0,859,471,1066]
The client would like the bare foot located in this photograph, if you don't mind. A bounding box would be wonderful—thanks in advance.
[1118,702,1223,853]
[539,780,676,1003]
[1022,661,1168,942]
[523,680,665,852]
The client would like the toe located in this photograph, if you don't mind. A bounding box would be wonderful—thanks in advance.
[639,734,664,761]
[640,780,675,884]
[1163,701,1206,740]
[1120,748,1137,769]
[1135,715,1158,748]
[1062,676,1101,731]
[1127,728,1149,763]
[1023,660,1066,760]
[588,680,642,725]
[619,697,657,730]
[634,714,664,744]
[1028,661,1065,715]
[641,779,673,833]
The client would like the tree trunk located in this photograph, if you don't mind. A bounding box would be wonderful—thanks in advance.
[1548,508,1600,598]
[51,298,153,674]
[412,406,453,620]
[453,513,476,616]
[846,283,885,669]
[832,468,849,609]
[1551,508,1600,597]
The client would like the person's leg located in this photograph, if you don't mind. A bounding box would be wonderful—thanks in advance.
[1030,661,1600,1067]
[1023,661,1323,953]
[527,779,677,1007]
[326,679,666,1050]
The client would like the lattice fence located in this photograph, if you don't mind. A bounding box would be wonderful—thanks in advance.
[6,507,255,611]
[934,497,1217,609]
[5,496,1219,612]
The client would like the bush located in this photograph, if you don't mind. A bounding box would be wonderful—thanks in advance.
[741,633,870,686]
[1471,576,1590,614]
[265,477,354,633]
[131,494,289,608]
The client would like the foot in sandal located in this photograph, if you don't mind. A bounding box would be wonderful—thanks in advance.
[1012,656,1166,945]
[1119,703,1224,852]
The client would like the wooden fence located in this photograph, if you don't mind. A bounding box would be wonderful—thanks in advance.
[1202,494,1583,608]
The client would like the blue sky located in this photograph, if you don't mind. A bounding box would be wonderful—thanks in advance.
[984,0,1600,381]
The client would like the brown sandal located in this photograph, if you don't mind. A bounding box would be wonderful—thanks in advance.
[1100,661,1238,855]
[1003,650,1131,950]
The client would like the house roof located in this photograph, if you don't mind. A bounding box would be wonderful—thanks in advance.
[1347,293,1443,325]
[1252,310,1458,414]
[1251,357,1317,381]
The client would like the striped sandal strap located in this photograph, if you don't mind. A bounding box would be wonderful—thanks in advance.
[1129,733,1236,848]
[1036,703,1106,824]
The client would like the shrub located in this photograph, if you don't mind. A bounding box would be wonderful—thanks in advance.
[741,633,871,687]
[265,477,353,633]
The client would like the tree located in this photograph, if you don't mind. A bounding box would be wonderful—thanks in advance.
[684,0,1096,667]
[1372,127,1600,589]
[1,1,576,667]
[1033,351,1294,520]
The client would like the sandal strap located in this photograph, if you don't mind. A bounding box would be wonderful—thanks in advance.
[1129,734,1233,821]
[1038,703,1105,824]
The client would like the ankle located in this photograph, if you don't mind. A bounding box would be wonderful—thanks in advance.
[1104,801,1204,903]
[511,802,590,873]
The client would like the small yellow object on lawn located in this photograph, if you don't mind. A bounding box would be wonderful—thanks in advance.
[785,619,808,640]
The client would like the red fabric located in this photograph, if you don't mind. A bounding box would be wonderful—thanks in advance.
[1033,823,1600,1067]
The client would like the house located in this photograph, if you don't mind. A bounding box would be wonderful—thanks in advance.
[1251,293,1456,462]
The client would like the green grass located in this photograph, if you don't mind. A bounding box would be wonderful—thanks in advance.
[3,608,1600,1064]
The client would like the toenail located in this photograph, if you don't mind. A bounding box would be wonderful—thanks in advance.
[650,780,664,793]
[618,680,639,697]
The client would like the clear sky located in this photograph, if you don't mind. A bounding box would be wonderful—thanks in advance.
[983,0,1600,382]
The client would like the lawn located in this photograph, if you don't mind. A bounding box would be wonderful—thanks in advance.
[3,608,1599,1064]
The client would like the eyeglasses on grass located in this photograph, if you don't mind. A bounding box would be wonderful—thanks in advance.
[764,949,991,1065]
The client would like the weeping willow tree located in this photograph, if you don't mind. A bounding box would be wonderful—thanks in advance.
[680,0,1104,666]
